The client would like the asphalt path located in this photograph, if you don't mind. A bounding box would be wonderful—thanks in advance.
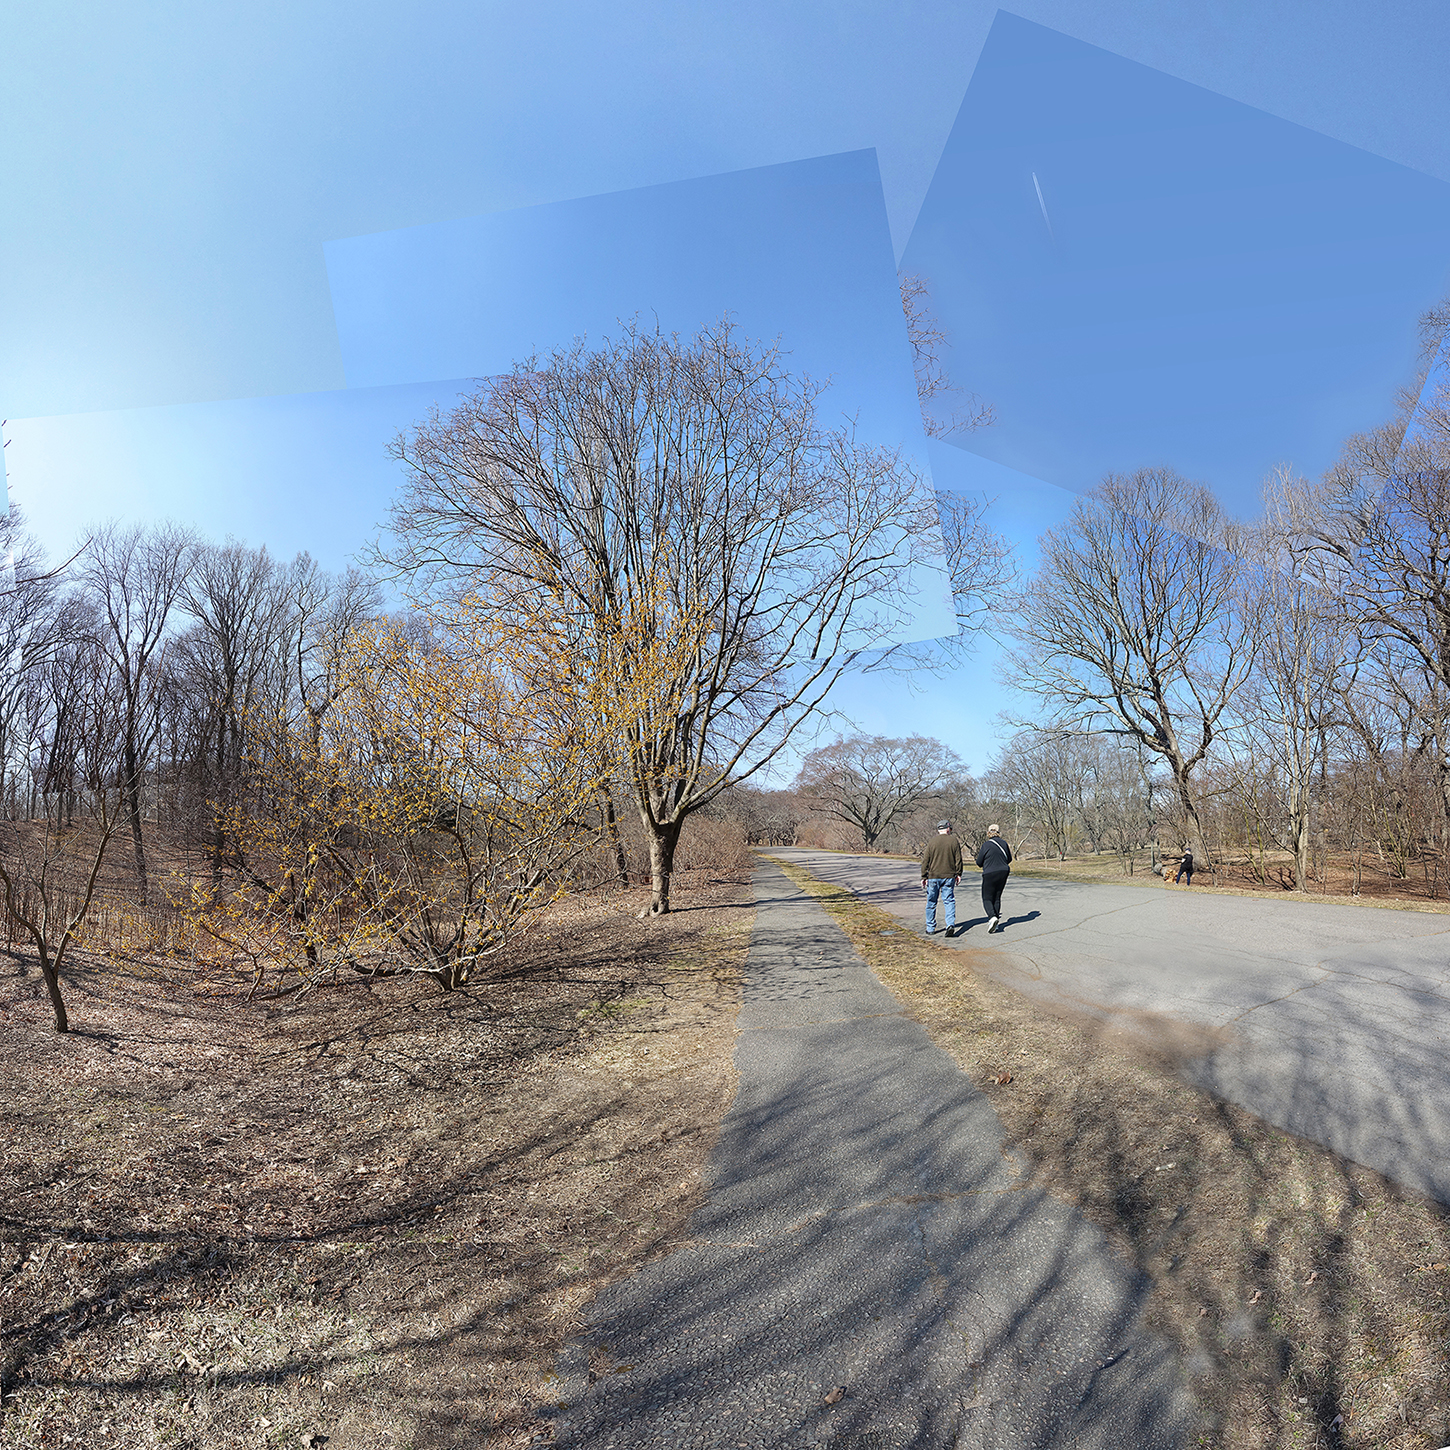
[771,848,1450,1209]
[552,861,1194,1449]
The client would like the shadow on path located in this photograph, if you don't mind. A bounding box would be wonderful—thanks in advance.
[776,848,1450,1211]
[550,863,1193,1449]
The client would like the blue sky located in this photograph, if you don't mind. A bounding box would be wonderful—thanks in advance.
[4,380,472,574]
[7,150,957,647]
[6,2,1450,418]
[4,1,1450,775]
[325,150,919,444]
[905,13,1450,517]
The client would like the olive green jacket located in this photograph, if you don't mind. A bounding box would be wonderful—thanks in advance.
[920,835,964,880]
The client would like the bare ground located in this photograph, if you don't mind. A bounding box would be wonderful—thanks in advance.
[11,846,1449,1450]
[0,871,753,1450]
[772,855,1450,1450]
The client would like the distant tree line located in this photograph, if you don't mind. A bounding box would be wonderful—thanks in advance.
[0,315,1010,1029]
[9,292,1448,1032]
[708,297,1450,898]
[994,300,1450,894]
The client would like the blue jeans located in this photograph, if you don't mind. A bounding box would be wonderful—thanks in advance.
[924,878,956,931]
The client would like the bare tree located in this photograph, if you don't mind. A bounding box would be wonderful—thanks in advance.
[794,734,965,850]
[935,489,1016,638]
[899,273,993,437]
[36,628,106,829]
[176,542,292,900]
[1089,738,1153,873]
[0,626,125,1032]
[78,523,197,899]
[1333,679,1439,883]
[1003,468,1254,864]
[1418,295,1450,363]
[209,557,382,971]
[710,784,805,848]
[0,509,78,817]
[380,320,942,912]
[1228,468,1353,890]
[0,475,86,599]
[0,791,123,1033]
[286,555,382,748]
[893,773,983,857]
[986,730,1091,862]
[1298,395,1450,851]
[897,275,1014,645]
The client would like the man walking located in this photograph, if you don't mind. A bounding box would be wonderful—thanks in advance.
[1175,845,1195,886]
[975,824,1013,933]
[920,820,963,937]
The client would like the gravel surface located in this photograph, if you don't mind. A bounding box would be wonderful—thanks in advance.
[772,848,1450,1208]
[549,862,1194,1449]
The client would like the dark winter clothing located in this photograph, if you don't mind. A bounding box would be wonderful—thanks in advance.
[981,873,1007,923]
[975,835,1013,929]
[1175,849,1194,885]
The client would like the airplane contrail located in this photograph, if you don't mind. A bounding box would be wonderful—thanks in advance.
[1032,172,1055,242]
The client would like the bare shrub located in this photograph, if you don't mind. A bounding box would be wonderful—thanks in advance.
[672,815,753,876]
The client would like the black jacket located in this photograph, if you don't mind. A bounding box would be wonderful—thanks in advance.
[975,837,1012,874]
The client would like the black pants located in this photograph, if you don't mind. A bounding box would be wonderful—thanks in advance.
[1175,864,1192,885]
[981,871,1008,921]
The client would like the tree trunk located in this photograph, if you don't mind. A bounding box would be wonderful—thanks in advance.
[431,953,464,991]
[211,714,229,903]
[1290,779,1311,893]
[644,818,684,914]
[37,946,68,1033]
[1439,752,1450,859]
[122,737,149,901]
[599,788,630,888]
[1171,765,1209,868]
[0,871,70,1032]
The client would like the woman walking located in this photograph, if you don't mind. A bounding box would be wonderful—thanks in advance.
[975,824,1013,933]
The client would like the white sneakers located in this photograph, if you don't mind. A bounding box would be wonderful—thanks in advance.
[987,916,999,933]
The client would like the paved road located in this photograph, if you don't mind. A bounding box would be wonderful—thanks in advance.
[772,848,1450,1208]
[552,861,1194,1449]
